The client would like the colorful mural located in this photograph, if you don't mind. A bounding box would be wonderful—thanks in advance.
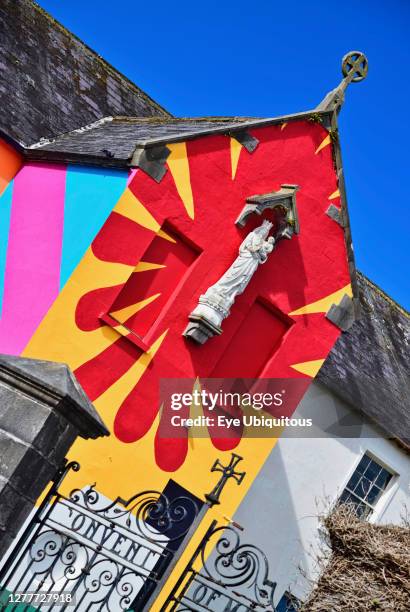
[17,121,348,473]
[1,123,351,608]
[0,139,22,197]
[0,156,127,353]
[0,138,23,320]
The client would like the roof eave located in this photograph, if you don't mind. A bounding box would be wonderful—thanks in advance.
[129,109,333,149]
[25,147,131,169]
[22,107,333,166]
[0,128,25,154]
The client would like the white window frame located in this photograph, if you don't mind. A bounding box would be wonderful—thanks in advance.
[338,449,398,521]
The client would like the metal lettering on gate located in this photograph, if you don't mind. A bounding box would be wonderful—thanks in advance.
[0,461,200,611]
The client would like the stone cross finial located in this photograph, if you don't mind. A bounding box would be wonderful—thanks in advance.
[205,453,246,506]
[317,50,369,112]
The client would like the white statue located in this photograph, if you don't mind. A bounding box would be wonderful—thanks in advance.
[184,220,276,343]
[204,219,274,310]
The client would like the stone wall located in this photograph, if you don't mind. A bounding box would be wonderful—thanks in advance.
[0,354,108,558]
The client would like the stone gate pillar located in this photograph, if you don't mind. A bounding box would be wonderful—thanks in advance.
[0,354,109,558]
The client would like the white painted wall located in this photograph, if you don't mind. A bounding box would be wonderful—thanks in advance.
[233,381,410,607]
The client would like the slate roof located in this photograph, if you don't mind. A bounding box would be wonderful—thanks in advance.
[26,116,256,164]
[318,273,410,447]
[0,0,170,146]
[25,110,327,166]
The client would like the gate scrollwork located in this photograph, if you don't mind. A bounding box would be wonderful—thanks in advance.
[0,462,201,611]
[201,526,276,609]
[163,520,277,611]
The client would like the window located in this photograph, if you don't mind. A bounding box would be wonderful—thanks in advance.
[277,591,301,612]
[339,453,394,518]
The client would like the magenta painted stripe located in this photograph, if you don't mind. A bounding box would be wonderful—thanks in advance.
[127,168,138,186]
[0,163,66,354]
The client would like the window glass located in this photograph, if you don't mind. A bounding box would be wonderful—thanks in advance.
[356,454,371,474]
[277,592,301,612]
[339,453,395,518]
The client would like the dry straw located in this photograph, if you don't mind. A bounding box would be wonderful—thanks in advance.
[301,504,410,611]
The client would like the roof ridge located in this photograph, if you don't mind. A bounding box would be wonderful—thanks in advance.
[28,114,274,150]
[111,116,258,124]
[29,0,171,118]
[29,117,114,149]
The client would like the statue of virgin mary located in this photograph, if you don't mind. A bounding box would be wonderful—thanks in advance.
[204,219,275,312]
[184,220,276,343]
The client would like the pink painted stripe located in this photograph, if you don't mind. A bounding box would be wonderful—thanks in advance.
[126,168,138,186]
[0,163,66,354]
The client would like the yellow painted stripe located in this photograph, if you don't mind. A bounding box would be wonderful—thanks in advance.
[114,187,176,243]
[65,331,169,494]
[290,359,325,377]
[114,188,160,231]
[22,249,136,371]
[110,293,161,323]
[289,284,352,316]
[112,322,132,336]
[157,228,176,243]
[329,189,340,200]
[280,122,288,130]
[134,261,166,272]
[167,142,195,219]
[315,134,331,154]
[230,137,242,180]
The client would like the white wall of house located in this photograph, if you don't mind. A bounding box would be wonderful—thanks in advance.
[233,381,410,607]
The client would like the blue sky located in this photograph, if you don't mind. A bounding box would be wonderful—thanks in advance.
[39,0,410,309]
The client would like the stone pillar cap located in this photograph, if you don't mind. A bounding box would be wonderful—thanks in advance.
[0,354,109,439]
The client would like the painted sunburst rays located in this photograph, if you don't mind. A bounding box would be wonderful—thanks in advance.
[73,135,253,470]
[74,147,197,397]
[27,120,348,472]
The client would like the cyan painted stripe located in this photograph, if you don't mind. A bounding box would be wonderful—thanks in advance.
[61,165,128,288]
[0,180,13,316]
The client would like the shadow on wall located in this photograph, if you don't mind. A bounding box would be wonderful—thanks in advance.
[231,381,410,606]
[233,439,311,606]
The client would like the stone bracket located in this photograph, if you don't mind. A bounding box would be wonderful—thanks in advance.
[131,145,171,182]
[229,129,259,153]
[326,293,355,331]
[326,203,344,227]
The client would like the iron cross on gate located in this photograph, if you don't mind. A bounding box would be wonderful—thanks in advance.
[205,453,246,506]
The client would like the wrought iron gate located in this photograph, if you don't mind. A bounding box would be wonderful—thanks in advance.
[162,520,278,611]
[0,461,201,611]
